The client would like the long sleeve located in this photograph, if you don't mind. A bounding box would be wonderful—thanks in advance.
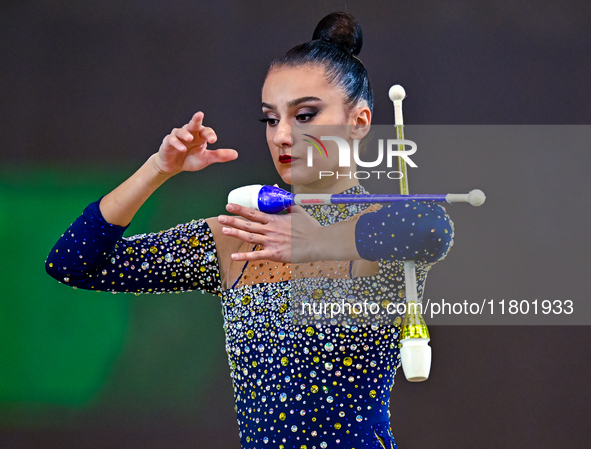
[45,198,222,295]
[355,200,454,264]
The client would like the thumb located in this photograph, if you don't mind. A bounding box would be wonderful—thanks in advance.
[203,148,238,165]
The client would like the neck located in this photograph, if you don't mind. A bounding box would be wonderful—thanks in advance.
[293,175,360,194]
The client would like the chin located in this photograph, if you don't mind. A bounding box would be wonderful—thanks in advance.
[290,175,323,188]
[278,164,331,188]
[275,166,292,185]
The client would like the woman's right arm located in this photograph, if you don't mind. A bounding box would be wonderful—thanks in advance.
[45,112,238,294]
[99,111,237,226]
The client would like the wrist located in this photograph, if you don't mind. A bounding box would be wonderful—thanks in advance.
[314,219,361,262]
[305,225,323,262]
[149,153,179,181]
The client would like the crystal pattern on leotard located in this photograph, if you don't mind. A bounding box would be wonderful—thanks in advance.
[45,185,453,449]
[221,185,443,449]
[45,199,222,295]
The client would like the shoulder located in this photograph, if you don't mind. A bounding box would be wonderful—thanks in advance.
[204,217,244,255]
[204,217,250,289]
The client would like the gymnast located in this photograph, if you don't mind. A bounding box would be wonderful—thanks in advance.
[46,12,454,448]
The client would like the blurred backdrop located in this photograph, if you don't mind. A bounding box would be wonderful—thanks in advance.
[1,1,590,448]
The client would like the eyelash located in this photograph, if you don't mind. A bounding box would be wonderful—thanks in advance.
[259,112,319,126]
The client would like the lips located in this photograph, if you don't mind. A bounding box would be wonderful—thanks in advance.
[279,155,295,164]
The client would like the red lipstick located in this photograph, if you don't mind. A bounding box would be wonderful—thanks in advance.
[279,155,295,164]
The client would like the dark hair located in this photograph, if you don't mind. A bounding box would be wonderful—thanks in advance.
[268,12,374,115]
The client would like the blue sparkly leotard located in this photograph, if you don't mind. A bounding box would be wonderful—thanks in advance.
[46,185,454,449]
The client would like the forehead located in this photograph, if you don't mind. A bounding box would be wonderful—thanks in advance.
[262,64,342,106]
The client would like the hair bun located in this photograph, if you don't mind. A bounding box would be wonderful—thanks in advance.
[312,12,363,56]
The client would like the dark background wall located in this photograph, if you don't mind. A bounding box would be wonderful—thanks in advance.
[1,1,590,448]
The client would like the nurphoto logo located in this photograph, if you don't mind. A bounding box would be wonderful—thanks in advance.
[306,136,418,180]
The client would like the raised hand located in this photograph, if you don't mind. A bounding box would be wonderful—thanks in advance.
[154,111,238,175]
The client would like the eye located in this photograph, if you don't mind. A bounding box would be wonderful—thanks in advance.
[296,112,319,123]
[259,117,279,126]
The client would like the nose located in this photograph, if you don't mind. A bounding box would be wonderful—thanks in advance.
[272,119,292,149]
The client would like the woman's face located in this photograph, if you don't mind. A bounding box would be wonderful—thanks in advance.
[261,64,370,192]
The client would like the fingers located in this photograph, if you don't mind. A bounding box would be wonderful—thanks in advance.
[185,111,204,132]
[222,226,267,250]
[220,226,267,246]
[163,112,220,157]
[224,203,272,224]
[206,148,239,164]
[173,127,194,142]
[218,213,269,234]
[162,134,184,152]
[230,247,288,262]
[164,128,194,152]
[219,205,291,263]
[218,210,270,246]
[185,111,218,144]
[201,126,217,144]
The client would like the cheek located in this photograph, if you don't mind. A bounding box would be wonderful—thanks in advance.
[266,128,276,152]
[323,140,343,167]
[324,139,339,156]
[297,137,342,170]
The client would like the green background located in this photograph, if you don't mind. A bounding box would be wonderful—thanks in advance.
[0,167,231,429]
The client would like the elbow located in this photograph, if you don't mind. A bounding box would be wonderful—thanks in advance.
[45,255,98,290]
[45,251,64,283]
[414,204,454,264]
[45,248,75,285]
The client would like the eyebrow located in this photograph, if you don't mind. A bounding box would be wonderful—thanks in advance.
[261,96,323,110]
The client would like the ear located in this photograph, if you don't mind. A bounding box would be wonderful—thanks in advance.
[349,105,372,140]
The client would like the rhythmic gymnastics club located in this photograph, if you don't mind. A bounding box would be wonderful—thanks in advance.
[228,87,485,382]
[389,84,431,382]
[227,185,486,214]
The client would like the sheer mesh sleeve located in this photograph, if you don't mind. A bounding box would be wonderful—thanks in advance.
[45,198,222,295]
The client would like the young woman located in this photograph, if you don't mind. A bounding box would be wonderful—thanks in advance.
[46,12,453,449]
